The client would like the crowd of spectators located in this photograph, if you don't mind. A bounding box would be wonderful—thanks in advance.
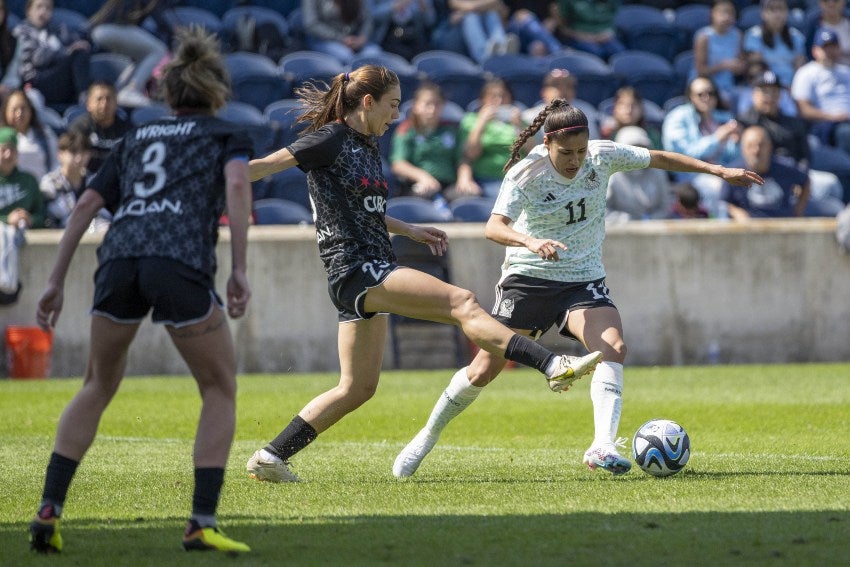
[0,0,848,234]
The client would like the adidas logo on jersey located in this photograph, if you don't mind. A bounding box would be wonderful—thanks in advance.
[543,193,556,202]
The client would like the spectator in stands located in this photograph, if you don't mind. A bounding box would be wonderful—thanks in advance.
[553,0,624,60]
[523,69,599,140]
[428,0,468,54]
[88,0,176,108]
[1,88,57,181]
[13,0,92,108]
[457,77,529,197]
[662,76,741,217]
[301,0,383,65]
[606,126,673,223]
[39,130,90,229]
[67,81,132,175]
[721,125,808,219]
[0,126,43,228]
[743,0,806,89]
[446,0,518,64]
[600,86,661,149]
[693,0,745,102]
[0,0,21,96]
[804,0,850,66]
[390,82,462,206]
[735,58,799,116]
[505,1,563,57]
[791,28,850,155]
[669,181,710,219]
[372,0,436,61]
[740,69,845,216]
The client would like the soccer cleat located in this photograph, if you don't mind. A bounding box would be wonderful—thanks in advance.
[29,505,62,554]
[246,450,300,483]
[393,429,438,479]
[547,351,603,393]
[583,439,632,476]
[182,520,250,553]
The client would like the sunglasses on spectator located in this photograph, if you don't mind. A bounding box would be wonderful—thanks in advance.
[692,90,717,98]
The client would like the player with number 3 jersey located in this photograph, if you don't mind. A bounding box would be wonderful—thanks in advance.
[393,99,764,479]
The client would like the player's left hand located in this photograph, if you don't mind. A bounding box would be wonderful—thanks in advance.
[409,225,448,256]
[226,269,251,319]
[722,168,764,187]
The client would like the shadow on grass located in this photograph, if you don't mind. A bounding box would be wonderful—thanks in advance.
[2,511,848,566]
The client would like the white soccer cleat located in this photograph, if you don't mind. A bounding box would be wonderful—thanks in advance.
[393,429,438,479]
[547,351,603,393]
[583,439,632,476]
[246,450,300,483]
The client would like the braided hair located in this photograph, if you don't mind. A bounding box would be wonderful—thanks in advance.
[504,99,589,172]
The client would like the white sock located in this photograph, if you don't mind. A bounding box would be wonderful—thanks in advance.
[423,367,483,437]
[590,361,624,447]
[544,355,561,378]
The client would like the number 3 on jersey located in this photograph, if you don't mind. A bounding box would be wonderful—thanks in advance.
[133,141,167,198]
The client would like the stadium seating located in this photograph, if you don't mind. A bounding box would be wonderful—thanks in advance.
[482,54,548,108]
[737,4,763,30]
[412,50,487,110]
[279,50,345,90]
[673,50,696,95]
[181,0,236,18]
[51,7,88,35]
[261,168,312,210]
[225,51,291,110]
[349,52,421,102]
[62,104,87,127]
[609,50,678,107]
[545,51,619,107]
[448,196,496,222]
[220,5,291,52]
[131,103,171,125]
[386,196,453,223]
[165,6,223,34]
[89,52,134,89]
[614,5,681,61]
[253,198,314,225]
[264,98,306,148]
[54,0,101,17]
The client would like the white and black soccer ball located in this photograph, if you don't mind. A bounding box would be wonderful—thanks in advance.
[632,419,690,477]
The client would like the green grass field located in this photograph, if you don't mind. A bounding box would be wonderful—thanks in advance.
[1,363,849,566]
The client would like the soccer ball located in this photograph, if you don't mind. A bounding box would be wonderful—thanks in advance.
[632,419,690,477]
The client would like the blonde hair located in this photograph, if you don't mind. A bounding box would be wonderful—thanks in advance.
[161,26,230,112]
[295,65,399,134]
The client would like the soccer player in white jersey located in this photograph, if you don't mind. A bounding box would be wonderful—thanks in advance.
[394,99,763,478]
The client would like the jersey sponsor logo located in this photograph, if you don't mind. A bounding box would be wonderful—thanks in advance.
[497,297,515,318]
[364,195,386,213]
[135,121,197,140]
[112,197,183,221]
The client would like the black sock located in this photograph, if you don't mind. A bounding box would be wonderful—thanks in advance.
[266,416,318,460]
[504,334,556,374]
[41,452,80,515]
[192,467,225,518]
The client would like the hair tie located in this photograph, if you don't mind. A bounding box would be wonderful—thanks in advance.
[344,72,350,82]
[544,125,588,138]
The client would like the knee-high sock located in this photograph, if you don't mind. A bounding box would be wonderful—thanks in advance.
[423,367,483,436]
[590,361,624,446]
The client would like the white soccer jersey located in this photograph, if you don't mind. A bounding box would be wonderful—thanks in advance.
[493,140,651,282]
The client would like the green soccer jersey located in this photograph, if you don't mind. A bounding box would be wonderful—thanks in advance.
[457,112,519,181]
[390,121,459,185]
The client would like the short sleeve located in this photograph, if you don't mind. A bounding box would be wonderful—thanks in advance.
[224,130,253,163]
[287,125,345,171]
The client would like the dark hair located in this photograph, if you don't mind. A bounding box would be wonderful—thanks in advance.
[161,26,230,112]
[759,0,793,50]
[504,99,588,172]
[295,65,399,133]
[478,77,514,104]
[0,0,16,70]
[1,89,53,171]
[613,86,647,128]
[57,130,90,153]
[687,75,730,111]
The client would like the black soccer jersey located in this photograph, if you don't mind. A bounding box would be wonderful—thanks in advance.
[90,115,252,277]
[288,122,394,276]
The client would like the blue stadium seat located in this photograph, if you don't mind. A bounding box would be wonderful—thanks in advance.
[482,54,548,108]
[181,0,236,18]
[674,3,712,50]
[673,50,696,95]
[614,5,681,61]
[449,196,495,222]
[386,196,453,223]
[350,51,421,102]
[609,50,678,107]
[54,0,101,17]
[261,168,311,210]
[253,198,314,225]
[545,51,619,107]
[279,50,345,90]
[51,7,88,36]
[165,6,223,34]
[131,103,171,125]
[264,98,307,148]
[737,4,763,30]
[225,51,291,110]
[221,5,290,51]
[219,101,266,125]
[412,50,487,110]
[89,52,134,89]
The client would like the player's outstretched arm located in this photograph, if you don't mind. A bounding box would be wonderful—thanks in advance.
[249,148,298,182]
[648,150,764,187]
[386,215,448,256]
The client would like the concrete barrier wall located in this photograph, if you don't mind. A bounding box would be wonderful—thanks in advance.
[3,218,848,376]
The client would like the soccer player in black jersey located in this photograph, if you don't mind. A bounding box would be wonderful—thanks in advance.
[29,28,252,554]
[245,65,605,483]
